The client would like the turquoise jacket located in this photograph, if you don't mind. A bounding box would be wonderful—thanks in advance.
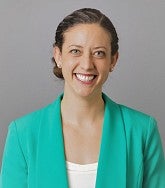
[0,93,165,187]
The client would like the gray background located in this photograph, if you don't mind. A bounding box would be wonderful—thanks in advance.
[0,0,165,165]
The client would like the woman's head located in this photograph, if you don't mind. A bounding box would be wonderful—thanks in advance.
[52,8,119,79]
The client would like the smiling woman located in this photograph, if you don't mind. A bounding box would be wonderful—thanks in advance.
[53,23,117,99]
[0,8,165,188]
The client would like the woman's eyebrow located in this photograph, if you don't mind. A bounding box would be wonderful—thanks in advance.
[68,45,107,50]
[93,46,107,50]
[68,45,83,48]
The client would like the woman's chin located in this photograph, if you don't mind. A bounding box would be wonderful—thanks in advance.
[73,87,101,99]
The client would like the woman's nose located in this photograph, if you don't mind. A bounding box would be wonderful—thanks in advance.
[80,53,94,70]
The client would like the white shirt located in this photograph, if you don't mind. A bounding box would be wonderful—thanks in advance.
[66,161,98,188]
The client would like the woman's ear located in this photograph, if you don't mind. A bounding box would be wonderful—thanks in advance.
[53,46,62,68]
[110,52,119,72]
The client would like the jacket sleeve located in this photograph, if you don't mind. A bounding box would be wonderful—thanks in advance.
[0,121,27,188]
[143,117,165,188]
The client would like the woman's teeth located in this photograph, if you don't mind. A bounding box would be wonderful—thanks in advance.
[76,74,95,82]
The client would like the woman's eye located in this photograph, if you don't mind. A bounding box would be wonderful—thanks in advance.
[70,49,81,55]
[94,51,105,58]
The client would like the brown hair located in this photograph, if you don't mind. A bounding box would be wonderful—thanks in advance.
[52,8,119,79]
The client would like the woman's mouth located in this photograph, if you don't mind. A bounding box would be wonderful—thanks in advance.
[75,73,96,83]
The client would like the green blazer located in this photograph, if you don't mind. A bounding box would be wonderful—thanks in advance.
[0,93,165,188]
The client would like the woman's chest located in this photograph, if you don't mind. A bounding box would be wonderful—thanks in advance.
[62,123,102,164]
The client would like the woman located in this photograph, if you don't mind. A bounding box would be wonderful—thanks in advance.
[0,8,165,188]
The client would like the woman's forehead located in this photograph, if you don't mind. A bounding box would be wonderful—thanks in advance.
[63,23,111,46]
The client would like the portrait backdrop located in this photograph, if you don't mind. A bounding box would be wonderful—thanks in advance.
[0,0,165,164]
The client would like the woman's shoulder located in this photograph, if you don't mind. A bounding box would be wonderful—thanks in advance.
[8,95,62,134]
[118,103,158,143]
[119,103,156,125]
[104,93,154,119]
[103,93,157,133]
[119,103,154,121]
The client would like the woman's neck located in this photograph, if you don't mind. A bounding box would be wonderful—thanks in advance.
[61,91,104,127]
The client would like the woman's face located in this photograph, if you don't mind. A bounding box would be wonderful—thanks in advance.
[54,23,118,98]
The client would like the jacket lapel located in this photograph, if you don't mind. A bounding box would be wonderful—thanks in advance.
[95,93,127,188]
[37,94,69,188]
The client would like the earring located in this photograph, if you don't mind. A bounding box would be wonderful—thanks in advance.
[110,67,114,72]
[57,64,62,68]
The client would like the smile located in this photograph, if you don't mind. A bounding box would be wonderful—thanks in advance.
[75,73,96,82]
